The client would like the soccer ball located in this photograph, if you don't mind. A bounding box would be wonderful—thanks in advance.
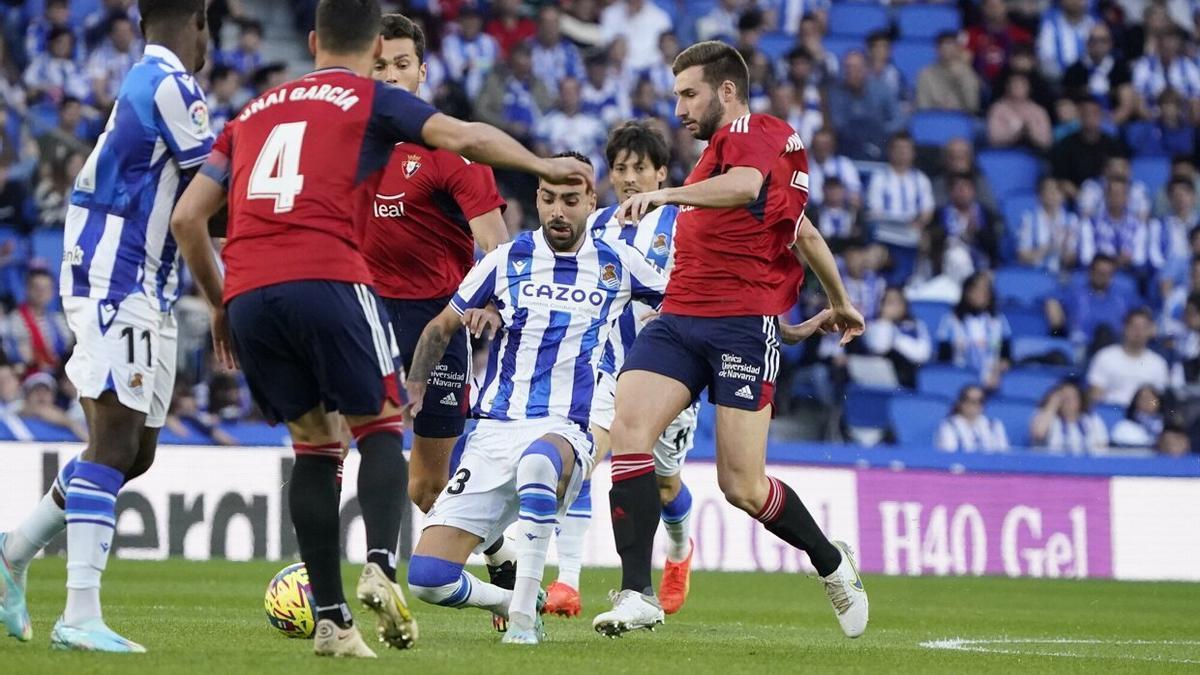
[264,562,316,638]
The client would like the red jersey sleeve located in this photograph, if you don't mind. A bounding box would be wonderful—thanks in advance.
[441,155,507,221]
[198,122,234,190]
[716,114,791,178]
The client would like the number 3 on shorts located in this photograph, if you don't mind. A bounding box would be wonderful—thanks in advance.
[446,468,471,495]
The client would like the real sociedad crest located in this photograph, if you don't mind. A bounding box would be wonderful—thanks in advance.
[403,154,422,178]
[651,233,669,256]
[600,263,619,289]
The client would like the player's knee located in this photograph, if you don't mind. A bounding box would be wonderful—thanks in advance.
[408,480,440,514]
[718,472,766,514]
[125,437,159,483]
[657,476,681,506]
[407,555,467,607]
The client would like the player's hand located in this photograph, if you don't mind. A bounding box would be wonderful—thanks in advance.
[616,189,668,224]
[462,306,501,339]
[822,303,866,346]
[539,156,594,192]
[211,307,238,370]
[779,309,831,345]
[404,380,426,421]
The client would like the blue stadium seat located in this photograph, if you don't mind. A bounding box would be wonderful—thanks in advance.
[0,420,18,441]
[896,4,961,39]
[909,110,976,147]
[828,3,890,39]
[157,425,208,445]
[1003,306,1048,337]
[759,31,799,60]
[986,399,1037,447]
[1001,191,1039,232]
[892,40,938,88]
[909,300,951,334]
[977,149,1041,199]
[1011,335,1075,363]
[1131,156,1171,196]
[1123,121,1165,157]
[220,421,290,446]
[1094,404,1124,430]
[993,266,1060,308]
[997,369,1062,403]
[1068,270,1139,303]
[844,385,895,429]
[32,229,64,270]
[889,394,949,445]
[917,365,977,399]
[823,35,865,61]
[21,417,78,442]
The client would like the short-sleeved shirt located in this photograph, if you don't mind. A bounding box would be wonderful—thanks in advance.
[362,146,505,300]
[200,68,438,302]
[1087,344,1170,406]
[665,113,809,317]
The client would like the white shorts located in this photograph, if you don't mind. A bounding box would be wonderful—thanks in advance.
[423,416,595,546]
[590,371,698,477]
[63,295,177,428]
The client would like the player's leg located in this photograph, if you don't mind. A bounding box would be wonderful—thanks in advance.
[655,406,698,615]
[408,526,512,616]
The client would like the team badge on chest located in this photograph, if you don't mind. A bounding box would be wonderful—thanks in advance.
[403,154,422,178]
[651,233,669,256]
[600,263,619,289]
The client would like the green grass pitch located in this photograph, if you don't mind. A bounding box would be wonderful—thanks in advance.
[2,559,1198,673]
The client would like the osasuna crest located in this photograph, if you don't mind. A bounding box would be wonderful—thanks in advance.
[600,263,619,289]
[403,154,422,178]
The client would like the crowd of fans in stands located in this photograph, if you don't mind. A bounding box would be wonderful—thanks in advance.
[0,0,1197,456]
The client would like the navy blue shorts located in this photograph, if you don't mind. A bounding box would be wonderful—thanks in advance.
[227,281,401,424]
[385,296,470,438]
[621,313,780,411]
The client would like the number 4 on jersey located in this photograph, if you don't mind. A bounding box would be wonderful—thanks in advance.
[249,121,306,213]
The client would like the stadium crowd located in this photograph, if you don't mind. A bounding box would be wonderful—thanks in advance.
[0,0,1197,455]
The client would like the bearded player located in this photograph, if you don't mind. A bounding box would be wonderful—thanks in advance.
[593,41,870,638]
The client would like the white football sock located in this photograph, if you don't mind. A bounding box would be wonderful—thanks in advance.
[483,535,516,568]
[63,462,122,626]
[554,514,589,590]
[5,491,66,573]
[510,443,562,621]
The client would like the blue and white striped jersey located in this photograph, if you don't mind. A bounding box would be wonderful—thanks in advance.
[450,229,666,427]
[587,204,678,376]
[61,45,214,312]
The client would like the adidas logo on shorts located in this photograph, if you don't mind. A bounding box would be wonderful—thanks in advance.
[734,385,754,400]
[440,392,458,406]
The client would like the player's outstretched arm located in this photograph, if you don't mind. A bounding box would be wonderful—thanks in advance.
[405,306,465,418]
[793,214,865,346]
[420,113,594,191]
[171,172,236,368]
[615,166,764,223]
[468,209,509,253]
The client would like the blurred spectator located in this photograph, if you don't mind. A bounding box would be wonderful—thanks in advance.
[933,173,1000,272]
[216,18,263,77]
[475,43,553,145]
[534,77,608,175]
[25,0,83,63]
[965,0,1033,88]
[936,384,1010,452]
[248,62,287,96]
[34,153,84,229]
[858,286,932,388]
[1078,156,1151,221]
[600,0,673,73]
[580,52,632,128]
[798,15,838,85]
[745,48,774,112]
[1036,0,1096,80]
[1087,307,1170,405]
[559,0,606,48]
[696,0,743,42]
[932,139,999,214]
[1125,1,1176,61]
[0,364,25,435]
[442,7,500,100]
[205,368,252,422]
[20,371,86,441]
[1062,24,1139,124]
[1131,27,1200,119]
[1078,175,1147,268]
[165,381,237,446]
[631,77,672,121]
[23,27,90,105]
[36,97,92,169]
[828,51,904,161]
[8,270,71,372]
[916,32,982,114]
[0,35,28,118]
[83,0,140,50]
[811,177,862,251]
[0,159,32,232]
[841,241,886,321]
[528,5,584,96]
[1130,89,1198,157]
[1143,179,1196,275]
[645,32,679,101]
[808,127,862,209]
[1030,381,1110,455]
[1111,384,1165,446]
[86,11,142,109]
[207,65,241,136]
[1019,176,1081,272]
[1046,254,1130,350]
[937,272,1012,389]
[986,72,1053,150]
[866,133,934,231]
[1169,291,1200,391]
[866,31,905,104]
[997,42,1058,117]
[1157,425,1193,455]
[1051,98,1126,201]
[486,0,537,58]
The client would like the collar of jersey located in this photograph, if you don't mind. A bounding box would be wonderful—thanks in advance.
[536,227,592,257]
[306,66,356,77]
[143,44,186,72]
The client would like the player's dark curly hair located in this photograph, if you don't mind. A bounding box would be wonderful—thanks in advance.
[317,0,382,55]
[381,13,425,62]
[138,0,205,26]
[551,151,592,168]
[672,40,749,103]
[605,121,670,171]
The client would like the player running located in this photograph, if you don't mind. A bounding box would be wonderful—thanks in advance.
[404,153,666,646]
[364,15,519,626]
[170,0,591,659]
[0,0,212,652]
[593,41,870,638]
[544,121,698,618]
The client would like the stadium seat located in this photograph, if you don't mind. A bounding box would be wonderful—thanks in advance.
[1123,121,1165,157]
[20,417,78,442]
[993,266,1060,308]
[986,399,1037,447]
[823,35,865,61]
[976,149,1041,199]
[896,4,961,39]
[828,3,890,39]
[220,421,290,447]
[758,31,799,60]
[1131,156,1171,196]
[157,425,208,445]
[32,229,64,270]
[917,365,977,399]
[997,369,1062,403]
[888,394,949,445]
[910,299,951,333]
[1011,335,1076,363]
[999,191,1039,264]
[1068,270,1139,302]
[892,40,938,89]
[1094,403,1124,430]
[0,420,18,441]
[844,385,895,429]
[1003,306,1049,337]
[909,110,977,147]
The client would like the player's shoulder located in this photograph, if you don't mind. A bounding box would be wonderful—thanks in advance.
[643,204,680,227]
[587,205,620,232]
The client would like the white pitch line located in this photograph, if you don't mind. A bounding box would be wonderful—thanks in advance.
[919,638,1200,665]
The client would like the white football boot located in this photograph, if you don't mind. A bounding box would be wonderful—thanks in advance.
[312,619,377,658]
[592,590,664,638]
[820,540,868,638]
[356,562,418,649]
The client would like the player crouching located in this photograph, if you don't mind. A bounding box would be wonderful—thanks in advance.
[404,154,666,645]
